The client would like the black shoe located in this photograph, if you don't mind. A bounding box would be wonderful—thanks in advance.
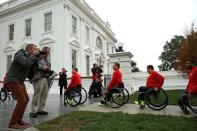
[183,107,190,115]
[140,105,145,110]
[37,111,48,115]
[29,112,38,118]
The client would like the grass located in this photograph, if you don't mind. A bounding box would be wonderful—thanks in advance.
[129,89,184,105]
[36,111,197,131]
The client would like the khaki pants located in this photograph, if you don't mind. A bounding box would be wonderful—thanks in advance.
[31,78,49,113]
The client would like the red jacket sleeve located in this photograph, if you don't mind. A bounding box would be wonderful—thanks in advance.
[107,72,117,91]
[68,75,76,89]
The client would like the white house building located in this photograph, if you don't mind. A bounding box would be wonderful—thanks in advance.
[0,0,117,80]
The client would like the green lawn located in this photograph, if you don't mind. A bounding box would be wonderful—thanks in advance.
[36,111,197,131]
[129,89,184,105]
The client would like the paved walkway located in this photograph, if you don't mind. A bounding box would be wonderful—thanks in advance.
[78,103,197,117]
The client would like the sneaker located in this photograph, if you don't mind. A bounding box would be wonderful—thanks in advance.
[134,101,139,105]
[8,123,28,130]
[67,99,73,105]
[29,112,38,118]
[140,101,145,109]
[18,120,30,126]
[37,111,48,115]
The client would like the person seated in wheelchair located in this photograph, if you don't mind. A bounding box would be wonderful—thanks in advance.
[99,63,124,105]
[64,68,82,102]
[178,61,197,115]
[137,65,164,109]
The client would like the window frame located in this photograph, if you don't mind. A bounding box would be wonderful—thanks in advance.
[44,12,52,32]
[72,16,77,35]
[8,24,14,41]
[25,18,32,37]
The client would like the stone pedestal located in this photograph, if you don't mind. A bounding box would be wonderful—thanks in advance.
[108,52,134,93]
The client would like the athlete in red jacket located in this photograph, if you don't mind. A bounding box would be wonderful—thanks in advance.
[178,61,197,115]
[99,63,124,105]
[137,65,164,109]
[65,68,81,92]
[106,64,123,92]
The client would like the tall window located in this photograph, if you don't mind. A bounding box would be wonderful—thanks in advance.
[96,37,102,50]
[72,16,77,34]
[86,55,90,76]
[44,12,52,32]
[85,26,90,43]
[7,55,12,72]
[72,49,77,68]
[8,24,14,41]
[107,43,109,54]
[112,47,114,53]
[25,19,32,37]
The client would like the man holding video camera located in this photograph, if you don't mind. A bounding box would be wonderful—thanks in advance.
[89,63,103,98]
[29,46,51,118]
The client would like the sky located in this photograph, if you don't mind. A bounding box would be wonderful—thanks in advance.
[0,0,197,71]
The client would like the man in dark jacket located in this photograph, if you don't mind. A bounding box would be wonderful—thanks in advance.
[59,68,68,96]
[29,47,51,118]
[6,44,39,129]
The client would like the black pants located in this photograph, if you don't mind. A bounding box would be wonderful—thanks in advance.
[105,84,125,101]
[138,86,149,101]
[178,91,189,109]
[89,81,102,97]
[60,85,67,96]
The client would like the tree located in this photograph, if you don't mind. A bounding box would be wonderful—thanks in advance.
[177,24,197,72]
[158,35,184,71]
[131,60,140,72]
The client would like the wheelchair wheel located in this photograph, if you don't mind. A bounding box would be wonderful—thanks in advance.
[122,88,129,104]
[188,94,197,114]
[145,88,168,110]
[0,88,8,102]
[80,87,87,104]
[64,88,82,107]
[108,88,125,108]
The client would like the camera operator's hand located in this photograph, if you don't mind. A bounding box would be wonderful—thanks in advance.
[33,48,40,56]
[43,65,49,70]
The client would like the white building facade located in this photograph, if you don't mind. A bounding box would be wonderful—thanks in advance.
[0,0,117,80]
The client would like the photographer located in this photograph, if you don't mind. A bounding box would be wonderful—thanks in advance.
[88,63,103,98]
[59,68,68,96]
[6,44,39,129]
[29,46,51,118]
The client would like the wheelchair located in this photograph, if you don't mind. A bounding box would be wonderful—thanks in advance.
[119,87,130,104]
[101,87,126,108]
[139,88,168,110]
[64,87,87,107]
[187,94,197,114]
[0,87,16,102]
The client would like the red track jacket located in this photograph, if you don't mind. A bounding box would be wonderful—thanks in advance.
[107,69,123,91]
[187,67,197,94]
[146,71,164,89]
[67,72,81,89]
